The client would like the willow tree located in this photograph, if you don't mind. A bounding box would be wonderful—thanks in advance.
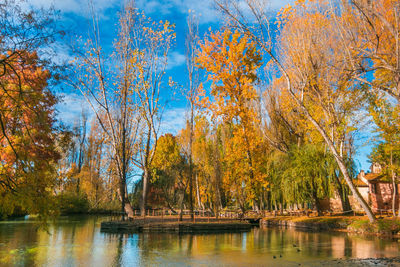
[283,144,335,215]
[215,0,375,221]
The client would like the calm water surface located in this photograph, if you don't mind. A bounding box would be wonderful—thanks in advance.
[0,216,399,266]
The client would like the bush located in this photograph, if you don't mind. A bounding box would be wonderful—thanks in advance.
[0,205,27,220]
[89,199,121,214]
[57,193,90,214]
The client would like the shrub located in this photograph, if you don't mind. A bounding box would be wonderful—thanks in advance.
[57,193,90,214]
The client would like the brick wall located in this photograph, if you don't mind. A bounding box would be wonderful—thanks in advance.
[370,183,400,211]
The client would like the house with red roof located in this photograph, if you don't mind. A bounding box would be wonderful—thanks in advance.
[355,163,400,212]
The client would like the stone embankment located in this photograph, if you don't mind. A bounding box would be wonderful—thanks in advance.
[260,217,350,231]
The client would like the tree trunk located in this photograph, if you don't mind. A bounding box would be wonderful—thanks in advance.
[313,191,323,216]
[392,174,397,217]
[262,43,376,222]
[195,173,203,210]
[141,168,150,216]
[335,156,375,221]
[296,99,376,222]
[188,156,194,221]
[188,105,194,221]
[118,177,134,219]
[391,150,397,217]
[179,190,185,221]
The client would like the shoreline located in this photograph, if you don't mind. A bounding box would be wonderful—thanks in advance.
[260,216,400,237]
[313,257,400,267]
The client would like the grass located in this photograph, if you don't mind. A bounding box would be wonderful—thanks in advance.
[348,217,400,235]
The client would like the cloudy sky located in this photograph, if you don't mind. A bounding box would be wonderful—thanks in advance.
[30,0,292,128]
[27,0,374,171]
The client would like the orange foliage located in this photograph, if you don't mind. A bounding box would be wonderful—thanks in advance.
[0,50,59,217]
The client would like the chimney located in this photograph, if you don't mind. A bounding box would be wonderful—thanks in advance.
[359,170,368,185]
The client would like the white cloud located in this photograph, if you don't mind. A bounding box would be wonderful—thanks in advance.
[136,0,220,23]
[58,93,187,135]
[136,0,294,24]
[159,107,187,135]
[56,93,92,125]
[27,0,294,23]
[167,51,186,70]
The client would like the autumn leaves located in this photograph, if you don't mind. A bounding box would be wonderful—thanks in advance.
[1,0,400,221]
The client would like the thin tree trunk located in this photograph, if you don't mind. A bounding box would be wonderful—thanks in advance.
[188,106,194,221]
[391,149,397,217]
[195,173,203,210]
[141,169,150,216]
[179,190,185,221]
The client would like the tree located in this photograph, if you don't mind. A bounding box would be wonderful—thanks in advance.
[215,0,376,222]
[342,0,400,217]
[71,1,141,219]
[341,0,400,102]
[183,11,201,221]
[197,28,265,213]
[79,118,107,208]
[151,134,187,216]
[0,51,59,219]
[369,94,400,216]
[191,116,213,211]
[128,11,175,217]
[0,0,63,219]
[0,0,61,78]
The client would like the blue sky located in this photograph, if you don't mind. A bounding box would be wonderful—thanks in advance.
[28,0,375,172]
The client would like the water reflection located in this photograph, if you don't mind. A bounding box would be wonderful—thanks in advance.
[0,216,399,266]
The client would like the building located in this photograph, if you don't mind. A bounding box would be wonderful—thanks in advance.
[355,163,400,212]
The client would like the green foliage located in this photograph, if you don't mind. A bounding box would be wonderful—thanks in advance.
[149,134,188,207]
[88,199,121,213]
[267,143,340,211]
[369,94,400,182]
[0,205,26,220]
[57,193,90,214]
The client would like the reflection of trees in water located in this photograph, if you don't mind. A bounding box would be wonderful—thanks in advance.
[0,220,39,266]
[187,235,193,256]
[2,218,400,266]
[112,234,124,267]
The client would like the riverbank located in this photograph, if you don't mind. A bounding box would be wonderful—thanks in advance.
[261,216,400,237]
[100,218,251,233]
[316,257,400,267]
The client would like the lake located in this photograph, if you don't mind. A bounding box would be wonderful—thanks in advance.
[0,215,399,266]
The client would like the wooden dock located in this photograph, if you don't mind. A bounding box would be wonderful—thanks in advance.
[100,220,252,234]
